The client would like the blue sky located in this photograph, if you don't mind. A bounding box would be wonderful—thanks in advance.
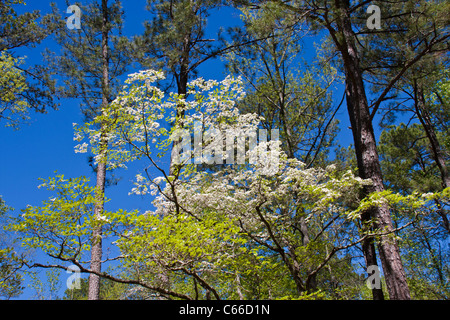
[0,1,246,218]
[0,0,355,299]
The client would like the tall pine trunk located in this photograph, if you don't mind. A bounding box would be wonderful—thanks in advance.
[335,0,410,300]
[414,81,450,189]
[165,28,192,298]
[414,81,450,234]
[169,34,190,176]
[346,79,384,300]
[88,0,110,300]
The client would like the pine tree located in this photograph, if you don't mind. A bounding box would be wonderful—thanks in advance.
[0,0,57,128]
[133,0,240,176]
[43,0,131,300]
[233,0,449,300]
[225,7,339,166]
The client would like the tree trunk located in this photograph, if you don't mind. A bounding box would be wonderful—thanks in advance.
[335,0,410,300]
[88,0,110,300]
[169,32,190,176]
[298,215,317,293]
[346,79,384,300]
[360,211,384,300]
[88,160,106,300]
[169,70,188,176]
[414,81,450,235]
[165,29,192,297]
[414,81,450,189]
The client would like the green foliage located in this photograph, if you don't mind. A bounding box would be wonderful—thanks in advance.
[0,50,32,128]
[3,0,450,301]
[0,0,49,51]
[43,0,130,120]
[379,123,443,194]
[0,1,57,128]
[29,268,61,300]
[425,74,450,152]
[12,175,101,261]
[133,0,224,93]
[0,247,24,299]
[0,197,24,299]
[225,7,340,166]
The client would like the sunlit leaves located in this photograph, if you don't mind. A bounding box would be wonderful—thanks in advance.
[13,175,100,260]
[0,50,31,128]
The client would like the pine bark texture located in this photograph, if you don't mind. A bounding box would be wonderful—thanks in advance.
[335,0,411,300]
[414,82,450,189]
[88,0,110,300]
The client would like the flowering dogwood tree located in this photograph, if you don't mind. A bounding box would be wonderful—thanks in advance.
[12,70,446,299]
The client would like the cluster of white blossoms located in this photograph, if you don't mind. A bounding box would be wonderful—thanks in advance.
[60,69,446,298]
[74,69,277,172]
[171,121,280,174]
[72,70,171,170]
[169,75,281,172]
[144,147,373,246]
[187,77,219,94]
[73,69,374,228]
[124,69,166,85]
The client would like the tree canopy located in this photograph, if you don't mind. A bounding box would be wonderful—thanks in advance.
[0,0,448,301]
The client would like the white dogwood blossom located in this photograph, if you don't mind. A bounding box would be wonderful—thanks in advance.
[74,142,88,154]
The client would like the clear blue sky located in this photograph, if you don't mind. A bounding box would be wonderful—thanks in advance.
[0,0,354,299]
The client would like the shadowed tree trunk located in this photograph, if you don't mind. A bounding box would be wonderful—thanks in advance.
[414,81,450,189]
[334,0,410,300]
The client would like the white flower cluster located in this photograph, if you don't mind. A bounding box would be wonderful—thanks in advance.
[73,69,369,234]
[124,69,166,85]
[74,142,88,154]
